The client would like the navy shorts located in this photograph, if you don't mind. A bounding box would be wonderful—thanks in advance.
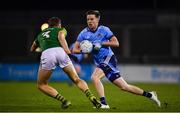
[98,55,121,82]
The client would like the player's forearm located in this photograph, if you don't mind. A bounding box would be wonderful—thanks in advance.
[30,46,36,52]
[64,48,71,54]
[30,42,38,52]
[60,41,71,54]
[72,48,81,54]
[102,36,119,47]
[72,42,81,53]
[58,32,71,54]
[102,41,119,47]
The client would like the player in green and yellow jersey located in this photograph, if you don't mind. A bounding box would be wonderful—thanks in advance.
[30,17,101,109]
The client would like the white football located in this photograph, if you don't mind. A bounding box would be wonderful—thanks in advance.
[80,40,93,53]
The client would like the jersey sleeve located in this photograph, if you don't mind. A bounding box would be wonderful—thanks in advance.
[60,27,67,37]
[104,26,114,40]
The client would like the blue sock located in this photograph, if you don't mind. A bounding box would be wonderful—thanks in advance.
[100,97,107,105]
[143,91,152,98]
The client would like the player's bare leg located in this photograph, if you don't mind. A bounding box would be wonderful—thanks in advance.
[63,64,101,108]
[113,77,161,107]
[91,67,110,109]
[113,77,143,95]
[67,64,81,86]
[92,68,105,98]
[37,67,71,109]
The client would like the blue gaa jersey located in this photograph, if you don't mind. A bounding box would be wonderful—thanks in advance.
[77,25,114,65]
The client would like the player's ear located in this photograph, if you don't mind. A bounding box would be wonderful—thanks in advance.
[97,17,100,23]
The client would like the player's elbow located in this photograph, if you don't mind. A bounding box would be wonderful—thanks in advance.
[113,36,119,47]
[30,42,38,52]
[111,41,119,47]
[30,46,35,52]
[115,42,119,47]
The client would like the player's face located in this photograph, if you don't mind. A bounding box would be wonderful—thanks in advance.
[87,15,99,30]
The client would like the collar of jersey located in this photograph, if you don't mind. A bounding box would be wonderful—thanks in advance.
[87,25,100,33]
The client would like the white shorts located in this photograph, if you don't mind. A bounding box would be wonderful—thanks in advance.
[40,47,72,70]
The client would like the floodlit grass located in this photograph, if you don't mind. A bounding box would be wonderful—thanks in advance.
[0,81,180,112]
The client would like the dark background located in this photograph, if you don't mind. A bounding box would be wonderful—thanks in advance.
[0,0,180,64]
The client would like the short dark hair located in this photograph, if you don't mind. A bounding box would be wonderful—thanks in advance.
[86,10,100,18]
[48,17,61,27]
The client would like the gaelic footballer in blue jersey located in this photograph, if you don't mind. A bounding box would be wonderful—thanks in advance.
[73,10,161,108]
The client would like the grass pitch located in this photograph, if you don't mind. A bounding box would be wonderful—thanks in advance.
[0,81,180,112]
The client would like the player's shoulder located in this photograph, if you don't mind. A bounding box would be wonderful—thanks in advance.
[57,27,67,36]
[60,27,67,32]
[82,27,89,32]
[79,27,89,35]
[61,27,66,31]
[99,25,110,31]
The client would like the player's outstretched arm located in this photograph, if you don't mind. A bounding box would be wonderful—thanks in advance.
[58,31,71,54]
[102,36,119,47]
[30,41,38,52]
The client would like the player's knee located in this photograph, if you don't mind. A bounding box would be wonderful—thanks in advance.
[120,86,126,91]
[37,82,47,91]
[37,84,43,91]
[91,75,99,83]
[72,77,81,84]
[91,75,95,81]
[120,84,129,91]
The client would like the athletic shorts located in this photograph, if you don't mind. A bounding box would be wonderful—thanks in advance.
[40,47,72,70]
[98,55,121,82]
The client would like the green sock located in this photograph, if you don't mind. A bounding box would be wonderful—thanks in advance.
[85,89,93,98]
[54,94,67,103]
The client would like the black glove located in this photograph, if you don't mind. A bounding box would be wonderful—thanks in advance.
[68,54,78,62]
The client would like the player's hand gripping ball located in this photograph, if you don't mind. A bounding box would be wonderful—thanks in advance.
[93,40,102,50]
[80,40,93,53]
